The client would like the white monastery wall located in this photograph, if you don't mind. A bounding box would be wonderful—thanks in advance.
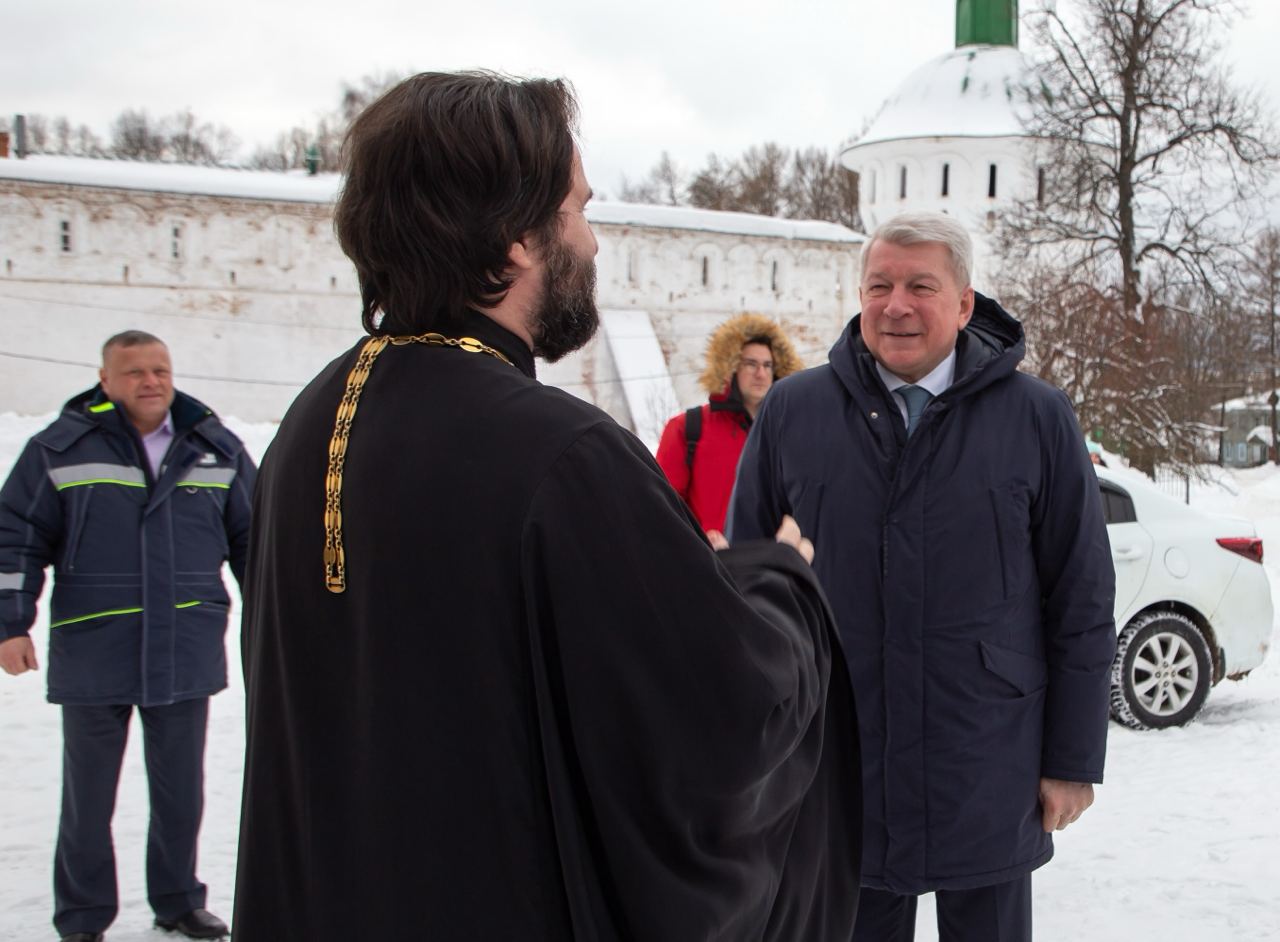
[0,162,862,441]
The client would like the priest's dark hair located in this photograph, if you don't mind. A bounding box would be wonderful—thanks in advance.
[334,71,579,336]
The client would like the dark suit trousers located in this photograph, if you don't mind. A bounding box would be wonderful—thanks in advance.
[853,876,1032,942]
[53,699,209,934]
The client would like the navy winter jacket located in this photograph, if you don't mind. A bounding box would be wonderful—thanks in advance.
[728,294,1116,893]
[0,387,255,706]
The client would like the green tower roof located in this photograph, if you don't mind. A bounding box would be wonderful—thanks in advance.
[956,0,1018,47]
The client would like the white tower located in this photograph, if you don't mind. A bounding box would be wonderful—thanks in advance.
[840,0,1033,284]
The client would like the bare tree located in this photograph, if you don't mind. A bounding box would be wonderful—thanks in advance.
[52,116,72,154]
[615,143,861,225]
[111,109,167,161]
[72,123,104,157]
[736,143,790,216]
[997,0,1278,472]
[785,147,860,229]
[1243,228,1280,460]
[249,71,403,172]
[687,154,740,211]
[618,151,686,205]
[23,114,51,153]
[338,71,406,124]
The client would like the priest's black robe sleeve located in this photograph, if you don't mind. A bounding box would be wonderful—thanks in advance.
[521,422,861,941]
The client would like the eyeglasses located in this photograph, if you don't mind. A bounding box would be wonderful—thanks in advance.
[739,358,774,373]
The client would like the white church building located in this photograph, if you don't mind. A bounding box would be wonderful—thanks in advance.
[840,0,1033,283]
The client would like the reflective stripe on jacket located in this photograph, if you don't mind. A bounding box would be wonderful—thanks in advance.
[0,387,256,706]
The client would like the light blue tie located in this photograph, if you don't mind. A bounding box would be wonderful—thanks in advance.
[899,384,932,437]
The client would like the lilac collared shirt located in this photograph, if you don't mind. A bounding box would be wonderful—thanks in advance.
[140,413,175,478]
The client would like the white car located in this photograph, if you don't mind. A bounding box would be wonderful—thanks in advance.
[1097,465,1273,729]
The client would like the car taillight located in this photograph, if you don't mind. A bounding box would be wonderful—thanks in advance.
[1216,537,1263,564]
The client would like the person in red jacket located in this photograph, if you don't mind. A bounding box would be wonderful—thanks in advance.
[657,313,802,538]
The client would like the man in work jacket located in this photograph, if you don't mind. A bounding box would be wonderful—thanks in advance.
[656,313,801,537]
[729,213,1116,942]
[0,330,254,942]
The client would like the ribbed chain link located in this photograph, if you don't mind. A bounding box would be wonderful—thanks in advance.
[324,333,514,593]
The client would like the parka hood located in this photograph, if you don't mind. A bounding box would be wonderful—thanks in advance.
[830,292,1025,401]
[699,313,803,396]
[48,385,242,459]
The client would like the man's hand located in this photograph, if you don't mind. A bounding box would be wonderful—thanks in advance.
[708,516,815,564]
[706,529,730,551]
[774,515,815,564]
[1040,777,1094,832]
[0,636,38,675]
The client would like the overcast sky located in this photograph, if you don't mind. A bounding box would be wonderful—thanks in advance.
[3,0,1278,198]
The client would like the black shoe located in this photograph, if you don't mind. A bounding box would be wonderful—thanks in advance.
[154,909,229,939]
[60,934,105,942]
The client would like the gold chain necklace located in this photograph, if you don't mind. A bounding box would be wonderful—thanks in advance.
[324,332,515,593]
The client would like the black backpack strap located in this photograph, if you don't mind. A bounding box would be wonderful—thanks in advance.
[684,406,703,469]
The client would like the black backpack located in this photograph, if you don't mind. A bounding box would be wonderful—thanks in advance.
[684,406,702,469]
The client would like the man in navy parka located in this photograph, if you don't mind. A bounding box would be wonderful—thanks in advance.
[729,213,1116,941]
[0,331,253,941]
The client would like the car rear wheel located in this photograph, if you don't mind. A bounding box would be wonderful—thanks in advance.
[1110,611,1213,730]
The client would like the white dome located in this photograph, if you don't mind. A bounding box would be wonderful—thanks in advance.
[847,45,1032,153]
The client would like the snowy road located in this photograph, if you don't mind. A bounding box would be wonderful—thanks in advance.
[0,414,1275,941]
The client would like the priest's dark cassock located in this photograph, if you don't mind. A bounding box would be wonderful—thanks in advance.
[232,311,862,941]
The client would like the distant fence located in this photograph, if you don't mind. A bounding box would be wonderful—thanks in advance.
[1152,467,1192,504]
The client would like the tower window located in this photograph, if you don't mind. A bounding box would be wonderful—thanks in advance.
[171,225,183,260]
[870,170,877,204]
[941,163,950,197]
[899,166,908,199]
[1036,167,1046,206]
[988,163,998,198]
[771,260,779,292]
[701,256,709,287]
[60,220,72,253]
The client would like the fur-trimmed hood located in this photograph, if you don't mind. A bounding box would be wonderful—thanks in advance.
[698,313,803,396]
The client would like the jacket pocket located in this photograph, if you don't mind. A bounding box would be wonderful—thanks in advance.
[980,640,1048,696]
[989,484,1031,600]
[61,486,94,572]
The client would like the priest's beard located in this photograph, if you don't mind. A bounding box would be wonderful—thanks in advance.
[531,236,599,363]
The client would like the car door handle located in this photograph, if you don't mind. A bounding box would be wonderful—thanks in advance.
[1113,545,1146,561]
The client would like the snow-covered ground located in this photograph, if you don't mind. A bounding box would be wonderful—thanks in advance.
[0,412,1275,941]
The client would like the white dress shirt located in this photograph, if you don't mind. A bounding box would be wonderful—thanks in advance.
[875,350,957,431]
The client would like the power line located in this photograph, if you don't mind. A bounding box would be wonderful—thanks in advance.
[0,349,308,387]
[0,290,358,332]
[0,343,834,391]
[0,289,833,342]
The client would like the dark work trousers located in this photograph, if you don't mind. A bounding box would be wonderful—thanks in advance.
[852,875,1032,942]
[53,698,209,935]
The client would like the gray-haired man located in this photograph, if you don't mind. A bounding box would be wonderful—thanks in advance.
[729,213,1116,941]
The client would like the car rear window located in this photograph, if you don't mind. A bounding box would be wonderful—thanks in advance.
[1099,482,1137,525]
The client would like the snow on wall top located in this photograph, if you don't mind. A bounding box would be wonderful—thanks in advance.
[0,154,343,203]
[586,201,861,243]
[847,44,1032,150]
[0,155,861,243]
